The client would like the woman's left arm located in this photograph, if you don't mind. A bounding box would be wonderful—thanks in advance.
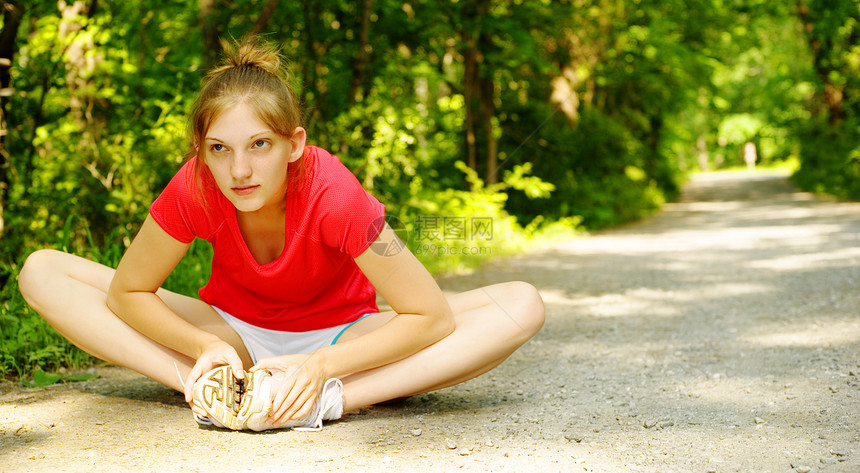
[317,222,456,375]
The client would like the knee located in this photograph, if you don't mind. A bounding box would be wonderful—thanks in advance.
[18,249,61,304]
[503,281,545,341]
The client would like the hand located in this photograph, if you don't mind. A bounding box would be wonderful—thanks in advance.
[183,339,245,416]
[251,354,327,427]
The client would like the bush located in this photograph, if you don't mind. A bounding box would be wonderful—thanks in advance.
[793,119,860,199]
[505,108,671,229]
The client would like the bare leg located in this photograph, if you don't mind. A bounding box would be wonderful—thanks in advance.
[17,249,251,391]
[335,281,545,411]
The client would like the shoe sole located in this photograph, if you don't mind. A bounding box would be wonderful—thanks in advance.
[192,365,244,430]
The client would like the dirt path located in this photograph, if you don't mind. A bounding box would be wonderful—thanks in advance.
[1,170,858,473]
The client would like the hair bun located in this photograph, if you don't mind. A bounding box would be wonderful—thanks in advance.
[209,36,281,77]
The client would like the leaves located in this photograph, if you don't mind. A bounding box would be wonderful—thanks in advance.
[21,369,99,388]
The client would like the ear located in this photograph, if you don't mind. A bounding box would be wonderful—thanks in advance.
[288,127,307,163]
[193,140,203,161]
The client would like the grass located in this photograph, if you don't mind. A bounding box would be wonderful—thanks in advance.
[0,276,95,380]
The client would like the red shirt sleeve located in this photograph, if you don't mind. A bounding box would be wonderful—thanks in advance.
[309,148,386,258]
[149,159,216,243]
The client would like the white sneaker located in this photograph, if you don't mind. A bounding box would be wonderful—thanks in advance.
[236,369,275,430]
[245,372,344,432]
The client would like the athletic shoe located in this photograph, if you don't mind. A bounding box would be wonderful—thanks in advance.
[304,377,344,428]
[245,374,344,432]
[237,369,277,431]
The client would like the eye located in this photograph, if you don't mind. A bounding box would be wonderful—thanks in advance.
[253,139,270,149]
[209,143,225,152]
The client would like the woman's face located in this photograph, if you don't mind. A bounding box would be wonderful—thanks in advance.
[202,103,305,215]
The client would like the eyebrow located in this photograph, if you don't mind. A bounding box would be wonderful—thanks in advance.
[204,131,274,143]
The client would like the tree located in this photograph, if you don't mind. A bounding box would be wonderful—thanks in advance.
[0,0,24,237]
[792,0,860,198]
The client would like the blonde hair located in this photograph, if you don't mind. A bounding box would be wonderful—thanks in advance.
[186,36,305,205]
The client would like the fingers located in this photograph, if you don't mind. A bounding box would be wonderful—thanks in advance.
[190,403,208,418]
[249,354,327,427]
[270,376,317,426]
[226,350,245,380]
[279,392,315,426]
[249,357,285,373]
[183,341,245,403]
[184,362,206,403]
[269,374,299,422]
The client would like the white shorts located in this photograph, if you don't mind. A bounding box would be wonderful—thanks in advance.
[213,306,371,363]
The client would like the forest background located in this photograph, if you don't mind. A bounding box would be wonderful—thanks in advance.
[0,0,858,380]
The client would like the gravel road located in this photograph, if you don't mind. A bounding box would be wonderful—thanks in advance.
[1,169,858,473]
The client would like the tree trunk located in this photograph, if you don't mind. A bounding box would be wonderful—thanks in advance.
[797,0,845,125]
[347,0,373,106]
[250,0,280,36]
[300,0,321,120]
[462,38,479,179]
[458,0,494,188]
[479,71,497,185]
[696,134,709,172]
[338,0,374,158]
[478,27,497,185]
[0,0,25,237]
[200,0,220,71]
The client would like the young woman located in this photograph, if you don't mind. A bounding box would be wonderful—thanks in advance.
[17,37,545,431]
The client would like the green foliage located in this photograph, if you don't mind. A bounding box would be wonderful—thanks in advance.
[505,109,668,229]
[21,369,99,388]
[402,161,530,274]
[793,118,860,199]
[161,240,214,297]
[718,114,765,146]
[790,0,860,198]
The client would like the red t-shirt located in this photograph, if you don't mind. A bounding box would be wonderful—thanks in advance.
[149,146,385,331]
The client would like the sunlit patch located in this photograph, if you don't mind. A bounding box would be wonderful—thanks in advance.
[666,201,746,213]
[542,288,686,317]
[674,282,774,301]
[543,283,776,319]
[538,289,578,306]
[546,222,846,255]
[747,246,860,271]
[745,321,860,347]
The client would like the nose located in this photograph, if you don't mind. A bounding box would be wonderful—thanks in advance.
[231,151,252,180]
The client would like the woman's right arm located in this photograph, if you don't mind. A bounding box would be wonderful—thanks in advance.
[105,215,227,363]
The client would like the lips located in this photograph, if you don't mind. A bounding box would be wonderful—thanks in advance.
[231,185,259,196]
